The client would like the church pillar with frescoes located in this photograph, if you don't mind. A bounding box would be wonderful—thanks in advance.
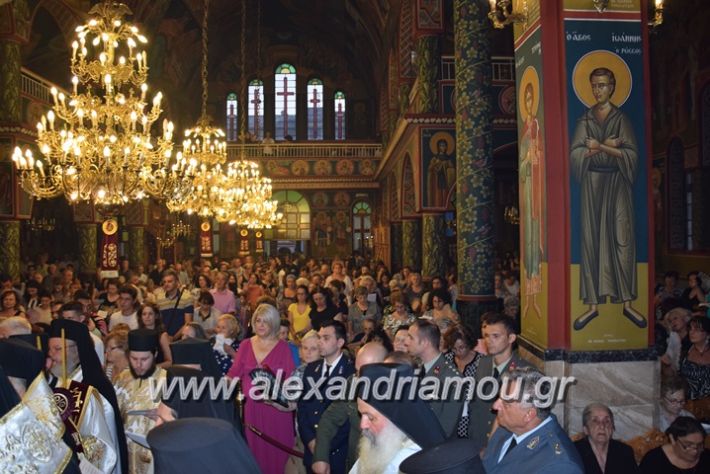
[510,0,656,441]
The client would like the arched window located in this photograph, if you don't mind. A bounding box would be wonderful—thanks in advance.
[248,79,264,140]
[272,190,310,240]
[334,91,346,140]
[274,63,297,140]
[352,201,372,254]
[226,92,238,141]
[307,78,324,140]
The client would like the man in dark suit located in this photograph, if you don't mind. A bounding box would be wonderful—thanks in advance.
[482,367,583,474]
[298,320,355,473]
[468,312,531,446]
[407,319,464,437]
[574,403,638,474]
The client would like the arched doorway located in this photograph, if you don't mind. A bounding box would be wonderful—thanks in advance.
[269,191,311,255]
[352,201,372,257]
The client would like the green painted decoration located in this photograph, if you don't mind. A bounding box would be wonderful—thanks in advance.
[0,41,21,122]
[0,221,20,279]
[416,35,440,114]
[422,214,446,279]
[128,227,146,269]
[454,0,496,298]
[401,219,422,271]
[77,224,98,273]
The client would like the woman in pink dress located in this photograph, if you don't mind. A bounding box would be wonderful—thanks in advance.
[228,303,296,473]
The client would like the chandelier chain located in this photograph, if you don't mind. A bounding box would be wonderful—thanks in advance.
[239,0,247,144]
[201,0,210,120]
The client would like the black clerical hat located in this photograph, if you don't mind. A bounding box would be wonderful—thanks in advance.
[9,333,49,355]
[399,438,486,474]
[0,366,20,418]
[147,418,261,474]
[147,417,260,473]
[0,338,44,381]
[357,363,446,448]
[128,329,159,352]
[49,318,91,344]
[170,338,222,377]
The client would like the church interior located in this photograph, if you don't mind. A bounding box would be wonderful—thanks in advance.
[1,0,710,472]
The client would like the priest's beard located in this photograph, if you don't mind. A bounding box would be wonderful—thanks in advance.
[130,362,157,380]
[356,421,409,474]
[49,361,79,380]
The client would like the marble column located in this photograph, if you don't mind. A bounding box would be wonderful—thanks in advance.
[416,35,439,114]
[401,218,421,271]
[76,224,98,273]
[127,227,145,270]
[390,221,403,273]
[0,221,20,279]
[454,0,496,329]
[421,213,446,279]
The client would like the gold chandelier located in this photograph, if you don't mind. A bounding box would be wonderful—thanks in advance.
[166,0,281,229]
[12,2,175,206]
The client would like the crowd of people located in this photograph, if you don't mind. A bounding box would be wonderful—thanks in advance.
[0,252,708,473]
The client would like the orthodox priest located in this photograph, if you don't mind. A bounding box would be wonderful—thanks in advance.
[0,339,80,473]
[48,318,128,473]
[114,329,167,474]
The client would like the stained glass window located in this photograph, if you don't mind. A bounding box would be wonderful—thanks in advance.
[274,63,297,140]
[307,78,323,140]
[226,92,238,142]
[334,91,346,140]
[248,79,264,140]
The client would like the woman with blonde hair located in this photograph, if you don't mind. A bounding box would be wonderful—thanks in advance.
[104,329,129,383]
[227,304,296,473]
[212,313,240,375]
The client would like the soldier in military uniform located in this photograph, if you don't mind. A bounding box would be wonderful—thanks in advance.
[311,342,389,473]
[467,313,531,446]
[406,319,463,437]
[298,320,355,473]
[114,329,167,474]
[482,367,583,474]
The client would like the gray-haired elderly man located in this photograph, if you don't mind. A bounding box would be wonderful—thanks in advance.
[482,367,583,474]
[574,403,638,474]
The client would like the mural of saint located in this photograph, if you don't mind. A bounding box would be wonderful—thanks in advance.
[426,132,455,208]
[570,65,646,330]
[519,77,544,319]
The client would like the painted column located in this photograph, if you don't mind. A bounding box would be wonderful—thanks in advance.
[390,221,403,273]
[508,0,655,440]
[421,213,446,279]
[127,227,145,269]
[0,1,29,280]
[453,0,496,328]
[416,35,439,114]
[401,218,421,271]
[0,221,20,279]
[76,224,98,273]
[0,41,21,122]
